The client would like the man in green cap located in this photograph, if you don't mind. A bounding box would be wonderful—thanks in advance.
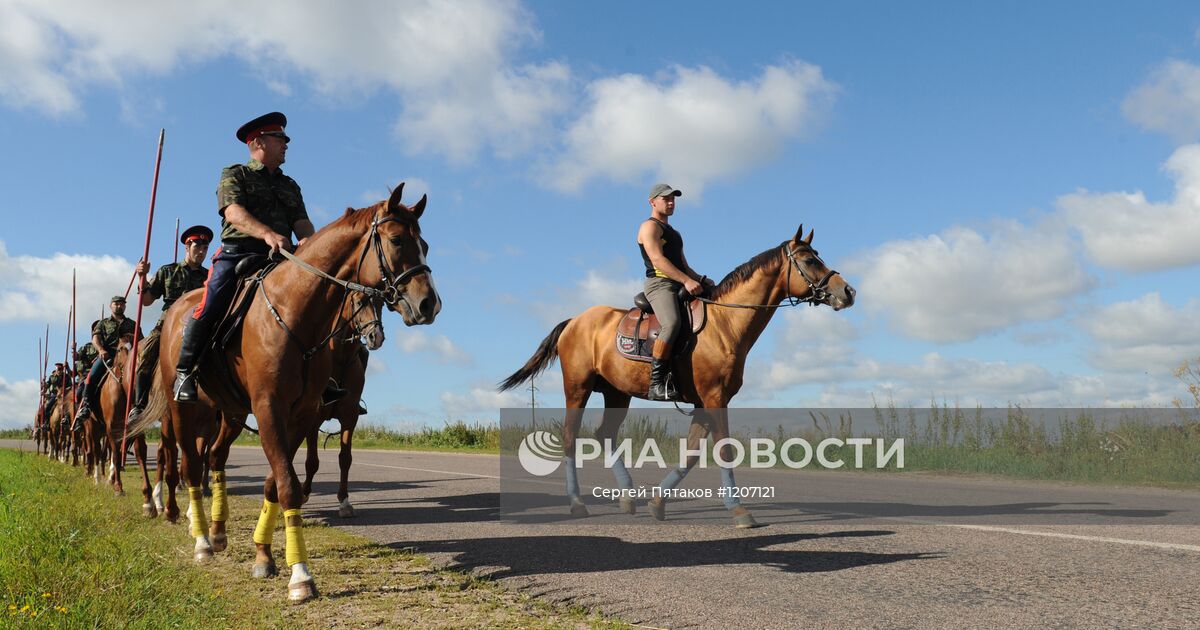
[173,111,316,402]
[125,225,213,426]
[637,183,713,401]
[74,296,141,427]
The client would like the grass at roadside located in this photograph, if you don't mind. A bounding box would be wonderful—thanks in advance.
[229,420,501,454]
[0,447,622,629]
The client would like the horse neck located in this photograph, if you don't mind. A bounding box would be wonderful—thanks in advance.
[265,222,371,339]
[704,252,789,354]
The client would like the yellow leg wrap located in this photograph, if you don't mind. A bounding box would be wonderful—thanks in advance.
[210,484,229,523]
[283,509,308,566]
[187,486,208,538]
[253,500,280,545]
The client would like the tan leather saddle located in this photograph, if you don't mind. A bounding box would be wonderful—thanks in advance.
[615,291,706,362]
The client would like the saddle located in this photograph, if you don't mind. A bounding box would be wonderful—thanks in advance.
[615,287,706,363]
[213,255,274,351]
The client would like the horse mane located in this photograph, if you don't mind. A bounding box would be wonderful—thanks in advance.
[707,241,786,301]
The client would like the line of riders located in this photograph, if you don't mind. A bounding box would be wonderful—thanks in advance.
[28,108,854,603]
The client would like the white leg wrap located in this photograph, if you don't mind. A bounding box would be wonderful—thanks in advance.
[289,562,313,585]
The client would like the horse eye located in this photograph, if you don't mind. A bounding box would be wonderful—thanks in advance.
[805,257,818,265]
[389,237,404,246]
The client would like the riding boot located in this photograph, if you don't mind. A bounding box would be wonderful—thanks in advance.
[173,317,210,403]
[647,359,678,401]
[126,363,153,425]
[321,379,347,406]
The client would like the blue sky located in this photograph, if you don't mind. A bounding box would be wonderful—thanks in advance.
[2,1,1200,428]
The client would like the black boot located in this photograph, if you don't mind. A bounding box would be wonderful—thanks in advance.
[127,364,153,425]
[647,359,678,401]
[173,318,210,403]
[321,379,347,406]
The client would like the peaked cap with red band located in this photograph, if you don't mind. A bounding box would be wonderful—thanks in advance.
[236,111,290,144]
[180,225,214,245]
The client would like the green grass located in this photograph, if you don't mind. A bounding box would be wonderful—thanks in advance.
[0,428,31,439]
[230,420,500,453]
[0,447,623,629]
[0,448,259,628]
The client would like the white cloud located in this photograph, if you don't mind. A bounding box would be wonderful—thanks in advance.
[441,385,525,418]
[1058,144,1200,272]
[0,377,40,429]
[0,241,152,324]
[0,0,567,162]
[549,60,837,196]
[752,308,862,390]
[530,265,642,326]
[1122,59,1200,143]
[392,329,471,365]
[844,221,1093,343]
[1078,293,1200,375]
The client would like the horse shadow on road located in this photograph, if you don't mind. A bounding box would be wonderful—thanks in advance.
[397,530,941,578]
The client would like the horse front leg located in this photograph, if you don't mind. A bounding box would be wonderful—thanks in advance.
[207,413,242,554]
[251,403,316,601]
[336,418,357,518]
[705,408,759,529]
[301,426,319,505]
[134,435,156,518]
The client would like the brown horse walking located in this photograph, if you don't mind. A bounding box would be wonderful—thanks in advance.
[500,224,855,527]
[89,335,154,503]
[130,184,438,602]
[300,292,385,518]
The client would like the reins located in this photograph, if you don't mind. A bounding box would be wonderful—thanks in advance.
[694,243,838,310]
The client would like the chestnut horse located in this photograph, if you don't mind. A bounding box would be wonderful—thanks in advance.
[500,225,855,528]
[300,292,385,518]
[89,335,154,503]
[133,184,438,602]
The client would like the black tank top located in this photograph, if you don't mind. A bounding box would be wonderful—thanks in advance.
[639,218,685,279]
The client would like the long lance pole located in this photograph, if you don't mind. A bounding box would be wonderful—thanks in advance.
[36,338,44,439]
[174,218,180,264]
[69,270,77,403]
[121,129,164,466]
[64,306,72,403]
[42,325,49,437]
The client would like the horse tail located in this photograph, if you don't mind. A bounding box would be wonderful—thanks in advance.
[126,368,167,438]
[498,319,570,391]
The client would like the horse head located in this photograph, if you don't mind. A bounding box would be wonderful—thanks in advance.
[366,183,441,326]
[784,224,855,311]
[346,292,385,351]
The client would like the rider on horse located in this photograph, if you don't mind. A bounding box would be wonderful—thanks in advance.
[173,112,346,405]
[125,224,212,426]
[74,296,140,428]
[636,183,714,400]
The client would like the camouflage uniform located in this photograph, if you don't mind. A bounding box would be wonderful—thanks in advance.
[80,315,139,410]
[132,262,208,408]
[75,342,97,403]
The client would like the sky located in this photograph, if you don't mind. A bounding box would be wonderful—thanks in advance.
[2,1,1200,429]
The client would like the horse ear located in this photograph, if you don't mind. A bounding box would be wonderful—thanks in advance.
[412,194,427,219]
[387,182,406,213]
[792,224,804,243]
[804,229,814,245]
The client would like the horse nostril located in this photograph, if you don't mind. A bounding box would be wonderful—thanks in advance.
[417,296,434,319]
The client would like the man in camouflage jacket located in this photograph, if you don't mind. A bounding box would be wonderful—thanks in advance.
[74,296,141,427]
[173,111,316,403]
[125,225,212,426]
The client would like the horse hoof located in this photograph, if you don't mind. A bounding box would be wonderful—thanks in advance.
[733,511,762,529]
[338,503,356,519]
[114,490,125,497]
[648,498,666,521]
[252,561,278,579]
[194,548,213,562]
[211,533,228,553]
[143,504,158,518]
[619,498,636,515]
[569,501,589,517]
[288,579,319,602]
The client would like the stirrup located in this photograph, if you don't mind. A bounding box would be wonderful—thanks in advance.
[173,371,198,403]
[321,384,348,406]
[126,405,145,426]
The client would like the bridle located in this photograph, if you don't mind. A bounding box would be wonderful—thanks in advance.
[262,207,429,359]
[695,242,839,310]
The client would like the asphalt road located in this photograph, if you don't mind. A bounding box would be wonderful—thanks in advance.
[6,439,1198,629]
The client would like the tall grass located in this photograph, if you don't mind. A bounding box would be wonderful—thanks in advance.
[0,448,251,628]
